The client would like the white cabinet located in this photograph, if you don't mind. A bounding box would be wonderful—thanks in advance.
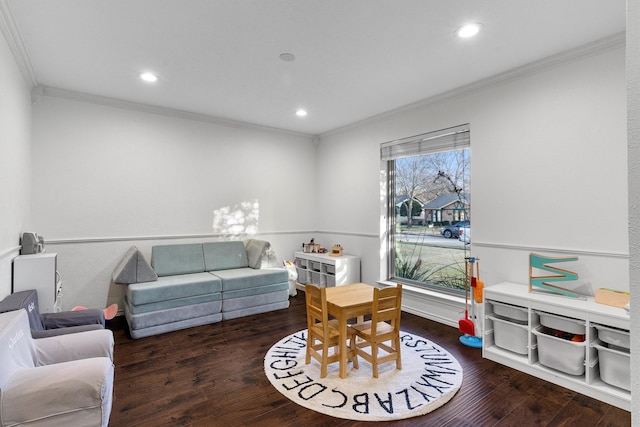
[483,282,630,411]
[13,253,61,313]
[294,251,360,287]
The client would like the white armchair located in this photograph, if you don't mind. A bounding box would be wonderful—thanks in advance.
[0,309,114,427]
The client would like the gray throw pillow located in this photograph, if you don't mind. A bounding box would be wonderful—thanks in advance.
[244,239,269,269]
[112,246,158,284]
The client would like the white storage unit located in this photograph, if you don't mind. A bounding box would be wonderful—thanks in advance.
[483,282,630,411]
[13,253,61,313]
[294,251,360,288]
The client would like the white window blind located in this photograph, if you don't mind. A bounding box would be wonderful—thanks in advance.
[380,123,470,160]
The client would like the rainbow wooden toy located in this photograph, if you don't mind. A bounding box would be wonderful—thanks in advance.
[529,253,580,298]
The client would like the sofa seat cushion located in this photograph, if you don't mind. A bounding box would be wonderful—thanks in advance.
[221,283,288,300]
[222,289,289,312]
[124,299,222,329]
[127,273,221,305]
[124,293,221,314]
[125,313,223,339]
[223,300,290,320]
[210,268,288,292]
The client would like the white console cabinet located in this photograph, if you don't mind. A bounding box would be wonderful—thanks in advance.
[294,251,360,287]
[483,282,630,411]
[13,253,61,313]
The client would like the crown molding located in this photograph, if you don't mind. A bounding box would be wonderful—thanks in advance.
[320,32,626,138]
[0,0,37,87]
[3,1,623,140]
[34,85,314,139]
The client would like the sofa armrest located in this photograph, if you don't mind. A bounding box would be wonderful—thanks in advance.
[244,239,270,269]
[41,309,105,329]
[32,323,104,339]
[35,329,114,364]
[1,358,114,427]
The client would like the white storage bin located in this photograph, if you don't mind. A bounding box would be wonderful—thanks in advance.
[295,258,306,269]
[537,311,585,335]
[324,264,336,275]
[489,300,528,324]
[488,315,528,354]
[593,324,630,350]
[532,326,586,375]
[311,271,322,285]
[592,342,630,391]
[296,268,309,284]
[310,261,322,272]
[325,275,336,287]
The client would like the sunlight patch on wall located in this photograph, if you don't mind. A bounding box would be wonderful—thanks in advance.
[212,200,259,237]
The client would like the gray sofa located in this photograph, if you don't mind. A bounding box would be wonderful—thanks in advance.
[116,240,289,339]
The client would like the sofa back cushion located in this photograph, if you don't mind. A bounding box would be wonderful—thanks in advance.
[203,241,248,271]
[151,244,205,276]
[0,290,45,331]
[0,311,37,389]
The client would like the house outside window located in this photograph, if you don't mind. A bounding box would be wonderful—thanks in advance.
[381,124,470,294]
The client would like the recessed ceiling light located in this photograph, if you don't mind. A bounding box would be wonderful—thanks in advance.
[295,109,307,117]
[139,72,158,82]
[279,53,296,62]
[456,23,482,38]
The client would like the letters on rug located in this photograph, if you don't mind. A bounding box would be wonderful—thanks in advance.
[264,330,463,421]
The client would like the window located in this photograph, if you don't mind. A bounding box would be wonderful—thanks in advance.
[381,124,470,294]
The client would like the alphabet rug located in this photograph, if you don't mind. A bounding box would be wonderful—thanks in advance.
[264,329,463,421]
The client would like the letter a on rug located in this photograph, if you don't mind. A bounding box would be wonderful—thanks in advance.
[264,330,463,422]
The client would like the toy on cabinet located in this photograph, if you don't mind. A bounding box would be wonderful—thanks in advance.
[329,244,343,257]
[529,252,581,298]
[594,288,630,308]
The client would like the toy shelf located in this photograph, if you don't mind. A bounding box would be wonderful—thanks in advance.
[294,251,360,288]
[483,282,630,411]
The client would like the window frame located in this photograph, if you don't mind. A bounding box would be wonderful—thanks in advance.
[380,124,470,295]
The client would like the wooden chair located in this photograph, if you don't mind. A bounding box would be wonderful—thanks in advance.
[349,284,402,378]
[304,285,358,378]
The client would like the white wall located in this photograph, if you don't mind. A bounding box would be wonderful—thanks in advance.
[317,40,627,322]
[627,0,639,420]
[0,30,31,298]
[29,94,317,309]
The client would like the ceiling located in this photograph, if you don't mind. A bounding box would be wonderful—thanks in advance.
[3,0,626,135]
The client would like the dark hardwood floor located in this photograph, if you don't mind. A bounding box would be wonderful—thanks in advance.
[108,293,631,427]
